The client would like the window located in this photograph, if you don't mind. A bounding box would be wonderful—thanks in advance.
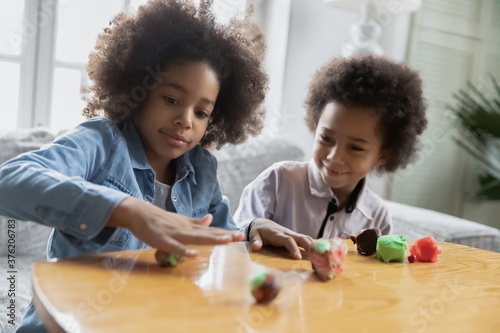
[50,0,125,130]
[0,0,155,131]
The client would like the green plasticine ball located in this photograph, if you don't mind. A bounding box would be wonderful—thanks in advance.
[373,235,408,263]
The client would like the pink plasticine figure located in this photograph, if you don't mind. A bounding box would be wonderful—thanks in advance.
[409,235,442,263]
[309,237,348,281]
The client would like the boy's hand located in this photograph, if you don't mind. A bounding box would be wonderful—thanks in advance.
[108,196,245,257]
[248,218,314,260]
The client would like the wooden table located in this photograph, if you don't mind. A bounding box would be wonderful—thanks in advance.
[32,241,500,333]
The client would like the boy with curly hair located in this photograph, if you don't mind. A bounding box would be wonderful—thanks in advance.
[0,1,311,331]
[235,55,428,251]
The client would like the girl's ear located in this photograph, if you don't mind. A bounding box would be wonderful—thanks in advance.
[375,149,391,166]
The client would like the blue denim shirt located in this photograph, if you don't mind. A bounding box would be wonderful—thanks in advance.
[0,117,239,332]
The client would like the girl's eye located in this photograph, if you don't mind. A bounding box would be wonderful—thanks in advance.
[195,110,209,119]
[163,97,177,105]
[351,145,364,152]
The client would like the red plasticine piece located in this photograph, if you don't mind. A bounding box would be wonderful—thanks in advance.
[409,235,442,262]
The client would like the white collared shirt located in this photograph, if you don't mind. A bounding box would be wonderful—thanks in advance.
[234,160,392,239]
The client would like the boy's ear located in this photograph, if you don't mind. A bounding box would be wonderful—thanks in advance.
[375,149,391,166]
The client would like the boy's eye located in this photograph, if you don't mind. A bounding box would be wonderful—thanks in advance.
[320,135,333,143]
[350,145,364,152]
[163,96,177,105]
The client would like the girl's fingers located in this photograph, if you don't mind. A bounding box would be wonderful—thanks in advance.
[190,214,213,226]
[190,223,245,242]
[229,231,245,242]
[156,237,198,258]
[173,229,244,245]
[152,228,244,259]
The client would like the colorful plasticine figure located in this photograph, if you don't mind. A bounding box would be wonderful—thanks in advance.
[350,228,380,255]
[250,271,281,304]
[409,235,442,263]
[309,238,348,281]
[373,235,408,263]
[155,250,185,267]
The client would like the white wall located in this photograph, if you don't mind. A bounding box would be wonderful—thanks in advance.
[279,0,355,162]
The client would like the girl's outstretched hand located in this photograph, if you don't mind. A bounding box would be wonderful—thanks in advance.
[108,196,245,257]
[248,218,314,260]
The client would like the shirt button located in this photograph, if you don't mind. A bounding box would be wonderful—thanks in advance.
[80,223,88,231]
[329,216,334,221]
[173,196,178,202]
[149,172,154,177]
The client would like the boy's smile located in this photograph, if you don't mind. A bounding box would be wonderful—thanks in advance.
[133,61,220,183]
[313,101,389,206]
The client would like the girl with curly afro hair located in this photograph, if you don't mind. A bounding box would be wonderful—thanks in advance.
[0,2,309,331]
[235,55,427,243]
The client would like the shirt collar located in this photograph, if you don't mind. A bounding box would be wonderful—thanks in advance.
[308,159,334,198]
[345,178,364,213]
[308,159,369,216]
[175,151,197,185]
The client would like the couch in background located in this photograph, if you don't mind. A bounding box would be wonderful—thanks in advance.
[1,127,499,331]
